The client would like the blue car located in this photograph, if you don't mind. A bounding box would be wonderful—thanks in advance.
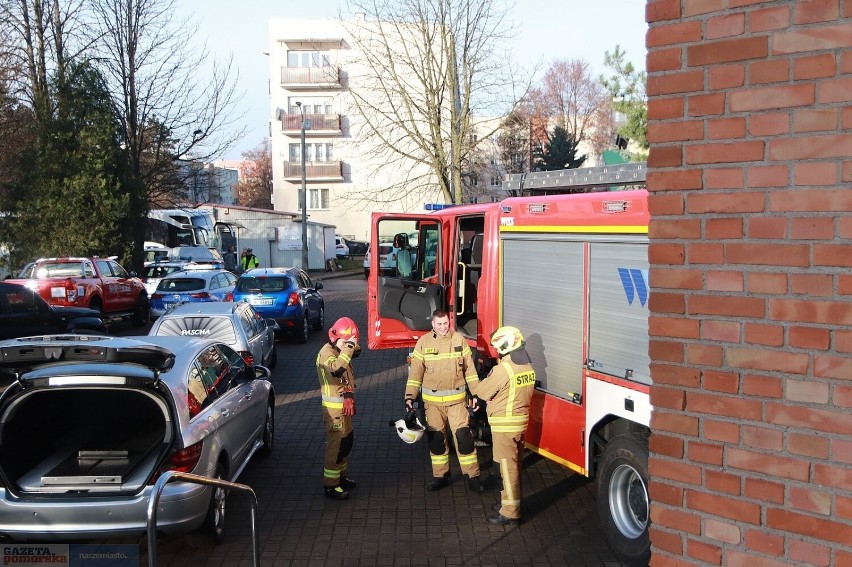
[232,268,324,343]
[150,269,238,318]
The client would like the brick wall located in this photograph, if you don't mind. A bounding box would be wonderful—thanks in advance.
[645,1,851,565]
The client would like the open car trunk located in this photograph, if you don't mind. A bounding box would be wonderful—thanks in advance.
[0,387,173,495]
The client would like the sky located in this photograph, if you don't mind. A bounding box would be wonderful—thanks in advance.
[176,0,647,160]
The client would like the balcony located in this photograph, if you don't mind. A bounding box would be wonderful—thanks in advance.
[280,113,341,136]
[282,161,343,182]
[280,66,341,89]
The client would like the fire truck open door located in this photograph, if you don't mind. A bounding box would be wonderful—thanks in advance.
[367,214,446,350]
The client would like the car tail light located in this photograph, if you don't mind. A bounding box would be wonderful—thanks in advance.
[224,292,234,301]
[190,292,210,299]
[64,278,77,302]
[286,292,300,306]
[150,440,204,483]
[239,351,254,366]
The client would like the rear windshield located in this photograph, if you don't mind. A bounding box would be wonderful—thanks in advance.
[35,262,84,278]
[378,245,393,255]
[143,265,183,278]
[236,276,292,293]
[153,316,237,343]
[157,278,206,292]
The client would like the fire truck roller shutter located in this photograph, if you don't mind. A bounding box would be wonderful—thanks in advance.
[500,235,585,399]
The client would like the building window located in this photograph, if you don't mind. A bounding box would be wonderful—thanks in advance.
[309,188,329,210]
[287,50,331,68]
[289,143,335,163]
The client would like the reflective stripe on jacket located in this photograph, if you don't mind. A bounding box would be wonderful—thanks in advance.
[316,341,358,412]
[406,330,477,405]
[474,354,536,434]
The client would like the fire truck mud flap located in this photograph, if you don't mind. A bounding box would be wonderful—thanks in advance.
[596,433,650,567]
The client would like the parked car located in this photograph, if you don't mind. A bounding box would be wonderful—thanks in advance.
[0,334,274,542]
[141,261,217,296]
[149,269,238,318]
[149,301,278,369]
[344,238,368,256]
[0,282,106,339]
[335,236,350,259]
[143,242,170,266]
[363,242,397,278]
[168,246,224,268]
[232,267,324,343]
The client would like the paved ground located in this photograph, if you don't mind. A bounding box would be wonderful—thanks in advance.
[94,272,625,566]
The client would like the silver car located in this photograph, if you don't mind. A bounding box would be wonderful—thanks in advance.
[149,301,278,369]
[0,334,274,542]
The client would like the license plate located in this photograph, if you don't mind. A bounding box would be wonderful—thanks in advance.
[250,298,273,306]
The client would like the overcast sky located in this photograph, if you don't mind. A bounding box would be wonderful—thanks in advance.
[176,0,647,160]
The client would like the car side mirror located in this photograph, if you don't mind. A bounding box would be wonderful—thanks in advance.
[128,271,138,277]
[266,319,280,331]
[252,365,272,381]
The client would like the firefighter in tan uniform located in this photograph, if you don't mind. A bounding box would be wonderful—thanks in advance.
[404,309,484,492]
[472,326,536,525]
[316,317,361,500]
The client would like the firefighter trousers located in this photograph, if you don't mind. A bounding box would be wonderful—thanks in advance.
[322,410,353,488]
[425,402,479,479]
[493,431,525,519]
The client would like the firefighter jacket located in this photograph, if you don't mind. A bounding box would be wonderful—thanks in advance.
[317,341,360,413]
[474,351,536,434]
[406,330,478,406]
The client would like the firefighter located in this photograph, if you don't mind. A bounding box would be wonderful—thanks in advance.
[241,248,259,271]
[471,326,536,525]
[404,309,484,493]
[316,317,361,500]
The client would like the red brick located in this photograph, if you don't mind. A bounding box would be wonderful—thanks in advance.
[689,295,765,318]
[727,448,810,482]
[748,165,789,187]
[844,108,852,130]
[703,517,741,544]
[650,339,685,362]
[649,242,685,264]
[744,529,785,556]
[749,5,790,32]
[794,108,839,132]
[646,0,681,22]
[789,326,830,350]
[651,505,702,534]
[772,23,852,55]
[688,37,769,66]
[794,0,840,25]
[706,218,743,239]
[685,141,764,164]
[730,84,815,112]
[747,272,787,294]
[818,77,852,104]
[688,93,725,116]
[795,162,838,186]
[840,216,852,237]
[814,353,852,379]
[744,477,785,504]
[836,329,852,352]
[704,418,740,443]
[648,70,705,96]
[793,53,837,80]
[647,169,703,191]
[766,508,852,545]
[708,117,746,139]
[650,318,700,341]
[844,160,852,182]
[648,192,685,215]
[706,271,744,292]
[835,384,852,408]
[791,273,834,296]
[769,134,852,160]
[843,50,852,72]
[650,218,702,239]
[650,480,684,506]
[790,540,832,567]
[648,97,684,120]
[815,244,852,267]
[704,469,741,494]
[649,292,686,314]
[749,59,789,84]
[726,347,809,374]
[686,490,761,523]
[766,402,851,435]
[648,145,683,167]
[653,268,703,290]
[788,379,830,404]
[650,526,683,555]
[686,391,763,420]
[744,322,784,346]
[686,343,723,366]
[689,243,725,264]
[650,432,685,457]
[749,112,790,136]
[834,439,852,464]
[792,216,835,239]
[840,495,852,520]
[770,298,852,325]
[727,243,809,267]
[709,64,745,89]
[649,458,703,485]
[742,374,783,398]
[651,408,700,434]
[683,0,725,17]
[648,120,704,143]
[702,369,739,392]
[748,216,787,239]
[686,538,722,564]
[648,47,683,72]
[687,441,723,465]
[707,13,745,39]
[742,425,783,451]
[788,486,832,516]
[727,550,790,567]
[648,21,702,48]
[768,188,852,212]
[688,192,764,215]
[788,431,830,458]
[704,168,744,189]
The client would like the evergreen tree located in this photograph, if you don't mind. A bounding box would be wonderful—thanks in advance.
[534,125,586,172]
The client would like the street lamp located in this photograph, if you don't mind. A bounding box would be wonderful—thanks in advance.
[295,102,311,271]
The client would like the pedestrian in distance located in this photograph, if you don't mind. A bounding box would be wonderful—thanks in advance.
[316,317,361,500]
[223,245,238,273]
[241,247,259,272]
[471,326,536,525]
[404,309,485,493]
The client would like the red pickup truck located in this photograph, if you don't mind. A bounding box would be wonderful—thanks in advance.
[7,257,149,326]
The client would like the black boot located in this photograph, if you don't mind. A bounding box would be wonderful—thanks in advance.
[426,473,450,492]
[340,477,356,489]
[466,475,485,493]
[324,486,349,501]
[487,513,520,526]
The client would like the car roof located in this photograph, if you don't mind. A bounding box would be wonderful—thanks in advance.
[159,302,244,317]
[161,268,231,281]
[241,267,298,277]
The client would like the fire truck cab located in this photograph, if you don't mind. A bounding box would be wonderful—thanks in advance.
[367,164,652,566]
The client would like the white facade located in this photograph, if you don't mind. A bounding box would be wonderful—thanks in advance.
[266,18,445,242]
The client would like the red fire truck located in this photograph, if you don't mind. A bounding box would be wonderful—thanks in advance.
[367,164,651,566]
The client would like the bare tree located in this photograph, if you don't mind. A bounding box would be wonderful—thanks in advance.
[342,0,527,206]
[234,138,273,209]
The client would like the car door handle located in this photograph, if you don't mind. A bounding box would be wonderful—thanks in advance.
[220,409,230,417]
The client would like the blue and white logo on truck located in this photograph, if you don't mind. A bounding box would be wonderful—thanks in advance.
[618,268,649,307]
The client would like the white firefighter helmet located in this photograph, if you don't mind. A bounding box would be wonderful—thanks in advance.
[490,325,525,356]
[394,416,425,444]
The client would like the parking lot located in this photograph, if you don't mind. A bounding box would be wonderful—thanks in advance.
[9,275,624,566]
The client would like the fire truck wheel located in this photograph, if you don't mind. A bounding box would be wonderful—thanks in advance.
[597,434,650,567]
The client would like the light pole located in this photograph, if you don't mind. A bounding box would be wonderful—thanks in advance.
[296,102,310,271]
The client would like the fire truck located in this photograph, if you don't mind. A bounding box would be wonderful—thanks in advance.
[367,163,651,566]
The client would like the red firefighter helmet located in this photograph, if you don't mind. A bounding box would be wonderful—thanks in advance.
[329,317,359,344]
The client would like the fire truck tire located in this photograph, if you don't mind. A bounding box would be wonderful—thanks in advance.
[597,434,650,567]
